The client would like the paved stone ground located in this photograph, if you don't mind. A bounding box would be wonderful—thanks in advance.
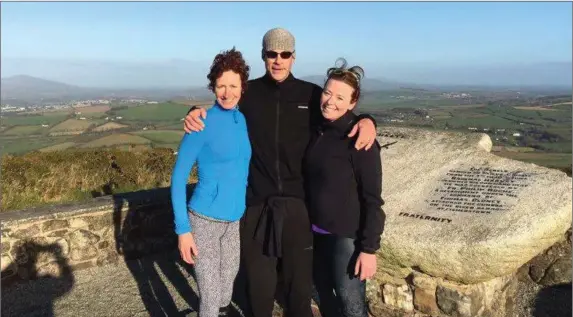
[2,250,570,317]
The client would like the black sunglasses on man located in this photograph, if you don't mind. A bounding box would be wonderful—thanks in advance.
[265,51,294,59]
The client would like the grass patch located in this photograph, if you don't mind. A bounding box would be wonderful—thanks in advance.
[446,115,518,129]
[49,119,94,133]
[73,105,111,113]
[81,133,151,148]
[513,106,558,111]
[92,122,130,132]
[2,125,43,136]
[1,147,195,211]
[39,142,76,152]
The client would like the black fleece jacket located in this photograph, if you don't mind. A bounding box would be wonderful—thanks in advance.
[303,110,385,254]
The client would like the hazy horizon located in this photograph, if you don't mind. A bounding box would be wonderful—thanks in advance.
[1,2,571,88]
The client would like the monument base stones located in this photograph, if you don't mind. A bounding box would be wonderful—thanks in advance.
[367,128,572,316]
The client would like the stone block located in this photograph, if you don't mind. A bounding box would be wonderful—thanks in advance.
[540,258,572,286]
[382,284,414,312]
[412,271,438,289]
[1,228,12,238]
[11,224,41,239]
[11,240,29,265]
[42,219,69,232]
[47,229,69,238]
[436,284,474,317]
[37,261,65,277]
[377,271,408,286]
[87,213,114,231]
[98,241,110,250]
[68,229,100,261]
[366,279,382,303]
[71,260,96,271]
[69,218,89,228]
[55,238,70,257]
[414,287,440,316]
[1,255,16,276]
[433,275,513,317]
[96,250,119,266]
[1,242,10,254]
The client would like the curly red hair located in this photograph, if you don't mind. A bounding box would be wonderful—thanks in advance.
[207,47,250,93]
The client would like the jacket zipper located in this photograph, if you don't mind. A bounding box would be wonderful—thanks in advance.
[275,90,283,195]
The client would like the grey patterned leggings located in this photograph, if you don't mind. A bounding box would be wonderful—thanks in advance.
[189,211,241,317]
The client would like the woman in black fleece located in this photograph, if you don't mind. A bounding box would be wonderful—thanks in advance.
[304,58,386,317]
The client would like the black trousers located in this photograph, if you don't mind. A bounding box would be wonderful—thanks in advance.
[240,201,314,317]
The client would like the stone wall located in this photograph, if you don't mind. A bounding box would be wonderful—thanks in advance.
[364,227,572,317]
[0,186,190,286]
[1,186,569,316]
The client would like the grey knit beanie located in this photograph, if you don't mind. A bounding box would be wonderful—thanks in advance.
[262,28,295,52]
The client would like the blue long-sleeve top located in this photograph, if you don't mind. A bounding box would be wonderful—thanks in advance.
[170,102,252,235]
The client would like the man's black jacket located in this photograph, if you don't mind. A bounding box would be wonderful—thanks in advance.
[239,73,323,206]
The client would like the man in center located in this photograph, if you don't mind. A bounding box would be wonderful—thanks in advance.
[183,28,378,317]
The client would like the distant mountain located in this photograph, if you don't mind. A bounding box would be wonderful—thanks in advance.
[300,75,407,91]
[2,57,570,90]
[0,75,90,103]
[0,75,213,103]
[0,57,214,89]
[2,75,81,95]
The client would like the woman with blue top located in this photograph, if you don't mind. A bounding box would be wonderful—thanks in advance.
[170,48,251,317]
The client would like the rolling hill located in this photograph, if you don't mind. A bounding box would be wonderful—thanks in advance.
[301,75,419,91]
[1,75,83,97]
[0,75,213,103]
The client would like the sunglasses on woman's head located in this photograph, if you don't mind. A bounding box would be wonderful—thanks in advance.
[265,51,293,59]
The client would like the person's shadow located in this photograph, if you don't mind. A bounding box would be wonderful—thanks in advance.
[1,240,75,317]
[112,185,253,317]
[112,185,201,316]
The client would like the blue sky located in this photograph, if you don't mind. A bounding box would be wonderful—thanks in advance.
[1,2,571,87]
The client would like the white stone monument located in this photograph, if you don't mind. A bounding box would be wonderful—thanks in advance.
[369,127,572,317]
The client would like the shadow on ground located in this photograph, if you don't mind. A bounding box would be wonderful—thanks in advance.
[1,240,74,317]
[112,186,249,317]
[532,283,572,317]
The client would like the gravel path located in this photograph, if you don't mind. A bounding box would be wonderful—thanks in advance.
[2,250,570,317]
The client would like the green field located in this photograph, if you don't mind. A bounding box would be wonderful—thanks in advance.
[39,142,76,152]
[114,102,191,121]
[2,114,69,126]
[3,125,43,136]
[495,151,571,170]
[1,96,570,176]
[0,136,71,154]
[132,130,184,144]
